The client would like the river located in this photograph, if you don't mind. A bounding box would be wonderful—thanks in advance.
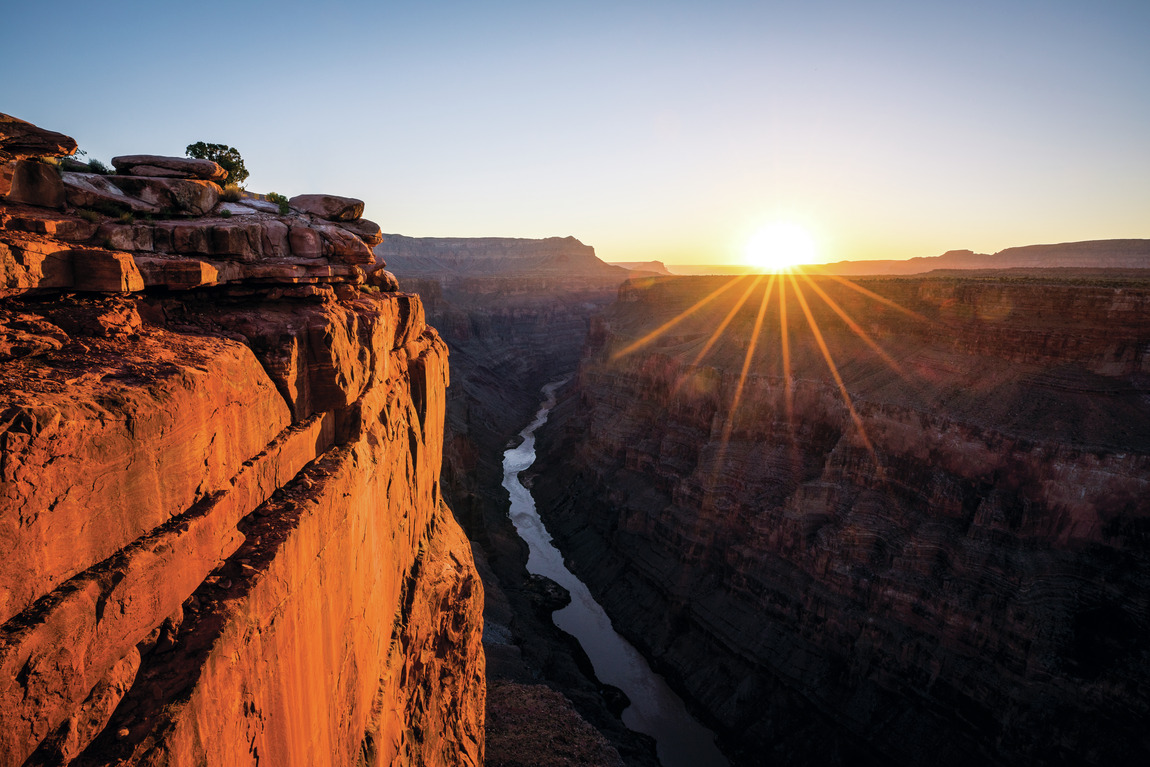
[501,380,729,767]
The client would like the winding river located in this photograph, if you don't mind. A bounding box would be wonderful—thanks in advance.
[502,380,729,767]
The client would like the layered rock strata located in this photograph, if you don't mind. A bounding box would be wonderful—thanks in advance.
[1,114,483,767]
[533,273,1150,766]
[391,260,658,765]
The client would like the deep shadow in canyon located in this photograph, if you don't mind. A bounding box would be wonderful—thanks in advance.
[386,241,666,766]
[528,272,1150,766]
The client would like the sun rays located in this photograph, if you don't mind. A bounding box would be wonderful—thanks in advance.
[609,266,924,497]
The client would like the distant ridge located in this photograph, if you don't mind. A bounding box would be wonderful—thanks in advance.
[376,234,627,279]
[609,260,672,275]
[815,239,1150,275]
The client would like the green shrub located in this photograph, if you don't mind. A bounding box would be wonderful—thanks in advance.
[118,211,135,225]
[266,192,290,215]
[185,141,249,186]
[87,159,112,175]
[220,209,233,219]
[77,209,101,223]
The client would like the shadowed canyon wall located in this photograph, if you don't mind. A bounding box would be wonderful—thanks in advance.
[387,240,659,765]
[532,273,1150,766]
[1,114,483,767]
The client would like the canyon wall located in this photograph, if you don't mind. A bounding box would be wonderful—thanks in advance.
[0,115,483,767]
[388,243,657,765]
[532,273,1150,766]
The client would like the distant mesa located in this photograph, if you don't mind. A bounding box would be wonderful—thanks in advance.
[375,233,628,280]
[609,260,672,275]
[816,239,1150,275]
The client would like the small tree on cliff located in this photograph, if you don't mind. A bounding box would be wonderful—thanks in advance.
[185,142,249,186]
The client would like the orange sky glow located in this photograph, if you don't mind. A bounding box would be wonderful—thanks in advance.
[2,1,1147,266]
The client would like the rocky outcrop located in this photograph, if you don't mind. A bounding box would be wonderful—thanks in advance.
[111,155,228,182]
[0,114,77,164]
[1,116,483,767]
[533,273,1150,766]
[289,193,365,222]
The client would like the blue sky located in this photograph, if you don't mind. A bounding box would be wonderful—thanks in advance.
[4,1,1148,264]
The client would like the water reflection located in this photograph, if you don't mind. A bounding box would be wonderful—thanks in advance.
[502,381,729,767]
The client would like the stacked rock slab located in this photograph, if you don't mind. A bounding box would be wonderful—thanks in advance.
[0,114,483,767]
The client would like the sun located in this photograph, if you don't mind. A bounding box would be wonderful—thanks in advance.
[744,221,819,272]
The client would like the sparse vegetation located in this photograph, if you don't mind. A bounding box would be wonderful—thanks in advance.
[70,149,112,174]
[266,192,290,215]
[220,183,243,202]
[185,141,249,186]
[220,209,232,219]
[78,200,132,219]
[118,211,135,225]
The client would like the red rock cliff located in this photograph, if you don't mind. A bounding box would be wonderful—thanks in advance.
[532,273,1150,766]
[0,114,483,767]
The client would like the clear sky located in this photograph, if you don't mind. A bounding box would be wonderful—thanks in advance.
[3,1,1147,265]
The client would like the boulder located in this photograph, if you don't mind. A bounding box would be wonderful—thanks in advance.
[61,173,161,215]
[111,155,227,182]
[211,221,263,261]
[0,161,13,196]
[260,219,290,257]
[5,160,66,209]
[153,221,211,255]
[106,176,220,216]
[369,268,400,292]
[0,113,77,162]
[288,194,364,222]
[289,224,324,259]
[69,248,145,292]
[133,256,222,290]
[216,201,261,216]
[338,217,383,247]
[96,222,154,252]
[316,223,374,264]
[1,235,74,293]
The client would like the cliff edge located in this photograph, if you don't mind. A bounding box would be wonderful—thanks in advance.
[0,114,483,767]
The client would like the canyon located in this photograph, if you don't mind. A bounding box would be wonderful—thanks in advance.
[1,114,482,767]
[384,236,661,765]
[7,109,1150,767]
[530,272,1150,765]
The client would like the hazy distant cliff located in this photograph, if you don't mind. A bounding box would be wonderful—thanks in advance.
[533,273,1150,766]
[376,233,627,279]
[818,238,1150,275]
[0,114,483,767]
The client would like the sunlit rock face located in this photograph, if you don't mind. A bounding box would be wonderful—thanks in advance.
[532,274,1150,766]
[0,115,483,767]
